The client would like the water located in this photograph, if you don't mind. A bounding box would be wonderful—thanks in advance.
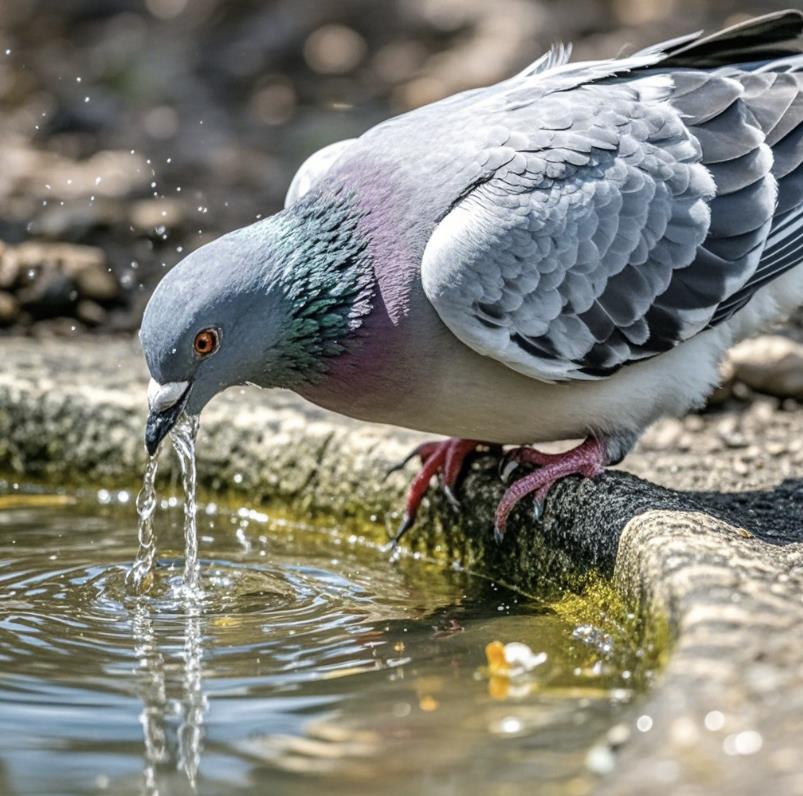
[0,485,651,796]
[127,456,160,594]
[168,414,201,595]
[129,413,199,598]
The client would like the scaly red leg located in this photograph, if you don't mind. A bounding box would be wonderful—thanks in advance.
[391,438,485,546]
[494,437,606,542]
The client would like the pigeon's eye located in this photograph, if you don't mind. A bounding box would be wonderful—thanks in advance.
[193,328,220,357]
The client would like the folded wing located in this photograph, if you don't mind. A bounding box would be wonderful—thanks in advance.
[422,12,803,381]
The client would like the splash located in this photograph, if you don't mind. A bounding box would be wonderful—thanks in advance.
[170,414,202,596]
[127,455,160,594]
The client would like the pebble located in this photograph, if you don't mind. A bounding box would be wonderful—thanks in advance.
[0,242,119,322]
[76,299,107,326]
[728,335,803,399]
[129,198,185,234]
[0,291,20,325]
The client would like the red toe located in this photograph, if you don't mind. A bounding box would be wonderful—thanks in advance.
[392,438,485,544]
[494,437,606,540]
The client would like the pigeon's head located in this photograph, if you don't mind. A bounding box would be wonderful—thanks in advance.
[139,222,286,455]
[139,196,374,456]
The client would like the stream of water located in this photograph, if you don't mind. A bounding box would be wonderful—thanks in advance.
[129,413,201,598]
[169,414,201,595]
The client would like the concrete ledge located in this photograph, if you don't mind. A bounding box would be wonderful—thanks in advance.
[1,338,802,795]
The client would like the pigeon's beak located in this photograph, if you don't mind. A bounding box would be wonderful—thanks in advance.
[145,378,190,456]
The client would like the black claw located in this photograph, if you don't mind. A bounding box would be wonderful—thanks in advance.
[443,484,461,511]
[532,501,544,522]
[390,512,415,549]
[383,450,421,481]
[493,523,505,544]
[498,457,519,484]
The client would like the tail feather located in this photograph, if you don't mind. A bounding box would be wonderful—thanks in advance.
[653,10,803,68]
[692,21,803,325]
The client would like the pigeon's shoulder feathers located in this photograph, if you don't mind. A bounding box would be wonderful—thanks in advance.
[285,139,356,208]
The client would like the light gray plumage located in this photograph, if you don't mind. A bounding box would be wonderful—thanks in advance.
[415,19,803,381]
[141,11,803,484]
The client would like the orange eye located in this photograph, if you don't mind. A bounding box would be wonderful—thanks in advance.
[193,328,220,357]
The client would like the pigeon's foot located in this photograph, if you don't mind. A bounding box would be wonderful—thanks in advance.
[391,438,492,546]
[494,436,606,542]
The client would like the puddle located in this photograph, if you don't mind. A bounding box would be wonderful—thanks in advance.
[0,484,651,795]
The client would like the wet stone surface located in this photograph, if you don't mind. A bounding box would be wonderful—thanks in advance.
[0,337,802,795]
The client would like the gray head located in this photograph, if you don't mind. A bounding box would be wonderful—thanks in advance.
[140,194,374,455]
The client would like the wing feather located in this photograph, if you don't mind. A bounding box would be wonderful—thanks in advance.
[421,40,803,381]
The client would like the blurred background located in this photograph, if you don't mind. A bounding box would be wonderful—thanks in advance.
[0,0,794,337]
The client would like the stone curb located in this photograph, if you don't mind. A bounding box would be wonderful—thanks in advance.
[0,338,801,795]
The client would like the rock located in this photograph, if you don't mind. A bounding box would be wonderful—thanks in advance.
[27,318,83,338]
[641,419,683,452]
[73,266,119,302]
[28,201,119,242]
[76,299,107,326]
[129,198,185,236]
[0,291,20,325]
[0,242,20,289]
[728,335,803,399]
[0,242,120,318]
[17,268,76,319]
[30,243,120,302]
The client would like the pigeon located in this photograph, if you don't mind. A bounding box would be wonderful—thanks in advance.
[140,11,803,543]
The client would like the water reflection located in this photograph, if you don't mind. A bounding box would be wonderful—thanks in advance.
[132,602,167,794]
[178,608,206,789]
[132,598,207,795]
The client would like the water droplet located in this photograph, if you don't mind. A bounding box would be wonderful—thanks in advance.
[636,715,653,733]
[704,710,725,732]
[498,716,523,734]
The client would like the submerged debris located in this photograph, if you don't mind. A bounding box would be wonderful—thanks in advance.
[484,640,548,700]
[485,640,548,678]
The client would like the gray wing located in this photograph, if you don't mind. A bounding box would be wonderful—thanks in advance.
[421,16,803,381]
